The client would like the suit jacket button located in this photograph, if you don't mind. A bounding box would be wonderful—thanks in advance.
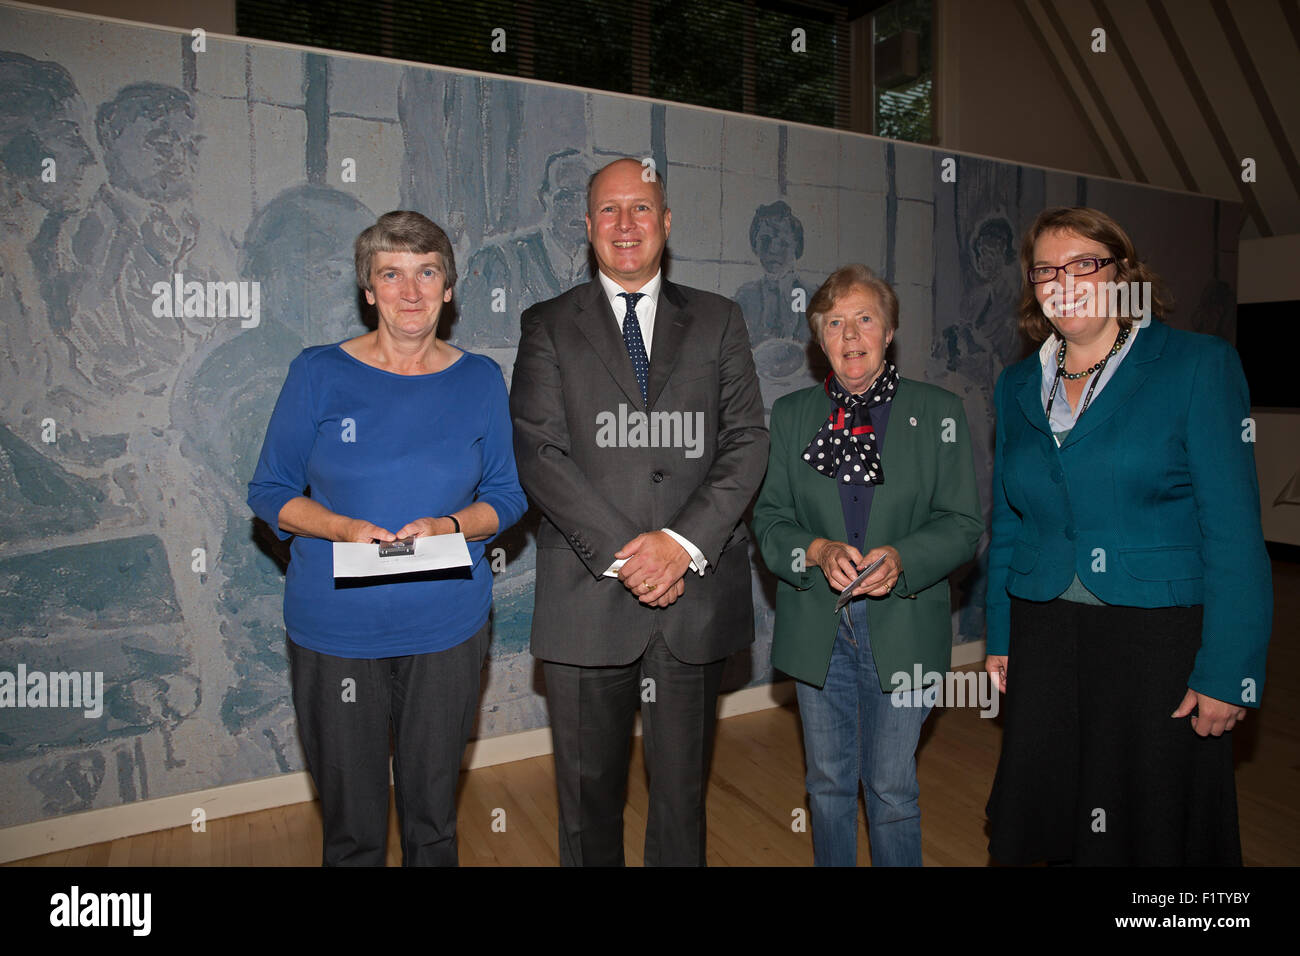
[651,471,664,483]
[1050,468,1064,482]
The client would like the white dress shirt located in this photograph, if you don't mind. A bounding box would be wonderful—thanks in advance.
[598,268,660,359]
[596,269,708,578]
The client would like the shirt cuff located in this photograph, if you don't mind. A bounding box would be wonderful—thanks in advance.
[602,530,707,577]
[662,528,707,575]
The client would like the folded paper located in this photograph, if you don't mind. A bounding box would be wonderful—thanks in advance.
[333,534,471,579]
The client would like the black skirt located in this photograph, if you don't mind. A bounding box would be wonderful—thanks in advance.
[986,597,1242,866]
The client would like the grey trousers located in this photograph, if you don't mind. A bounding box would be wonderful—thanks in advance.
[543,633,726,866]
[289,619,490,866]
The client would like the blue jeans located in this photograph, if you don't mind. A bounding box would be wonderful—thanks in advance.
[794,601,931,866]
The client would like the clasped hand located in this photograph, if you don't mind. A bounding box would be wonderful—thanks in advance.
[616,531,690,607]
[810,539,901,597]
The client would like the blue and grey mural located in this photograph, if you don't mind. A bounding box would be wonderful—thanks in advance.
[0,6,1239,828]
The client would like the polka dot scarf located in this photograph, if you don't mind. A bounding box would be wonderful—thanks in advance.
[802,364,899,485]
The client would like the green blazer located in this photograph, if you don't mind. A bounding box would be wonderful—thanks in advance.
[752,378,983,691]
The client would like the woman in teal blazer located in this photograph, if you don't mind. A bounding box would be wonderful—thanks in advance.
[753,264,982,866]
[984,207,1271,865]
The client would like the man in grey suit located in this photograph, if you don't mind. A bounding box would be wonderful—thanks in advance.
[510,157,768,865]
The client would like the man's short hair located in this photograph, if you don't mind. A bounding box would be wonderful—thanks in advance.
[0,52,83,163]
[540,148,590,204]
[95,83,194,153]
[586,157,668,211]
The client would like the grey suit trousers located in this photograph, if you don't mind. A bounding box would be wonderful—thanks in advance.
[544,633,725,866]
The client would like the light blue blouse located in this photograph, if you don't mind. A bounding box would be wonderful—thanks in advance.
[1040,319,1143,441]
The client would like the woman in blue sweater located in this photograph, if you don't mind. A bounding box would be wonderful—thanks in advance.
[248,211,526,866]
[983,206,1271,865]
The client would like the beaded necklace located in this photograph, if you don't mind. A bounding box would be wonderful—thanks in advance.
[1045,323,1131,424]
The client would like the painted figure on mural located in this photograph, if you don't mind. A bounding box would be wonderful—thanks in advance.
[736,200,815,412]
[0,61,120,538]
[957,214,1024,373]
[930,212,1027,642]
[0,51,100,415]
[70,83,206,399]
[457,148,594,348]
[736,200,811,347]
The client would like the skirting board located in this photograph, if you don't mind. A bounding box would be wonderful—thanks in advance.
[0,642,986,865]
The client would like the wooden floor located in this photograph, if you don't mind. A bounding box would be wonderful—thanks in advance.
[10,560,1298,867]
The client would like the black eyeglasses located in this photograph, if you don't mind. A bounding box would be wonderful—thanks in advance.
[1027,256,1116,285]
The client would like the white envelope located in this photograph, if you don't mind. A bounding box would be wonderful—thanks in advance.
[332,534,472,579]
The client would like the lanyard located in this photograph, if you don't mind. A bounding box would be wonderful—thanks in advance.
[1045,326,1129,436]
[1045,361,1105,425]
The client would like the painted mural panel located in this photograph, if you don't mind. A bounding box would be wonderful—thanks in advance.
[0,6,1238,827]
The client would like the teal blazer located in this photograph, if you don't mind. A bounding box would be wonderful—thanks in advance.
[753,379,983,691]
[986,319,1272,707]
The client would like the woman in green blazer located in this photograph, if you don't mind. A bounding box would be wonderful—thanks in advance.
[753,264,982,866]
[983,207,1271,865]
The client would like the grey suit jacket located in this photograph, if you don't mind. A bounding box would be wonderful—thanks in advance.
[510,277,769,666]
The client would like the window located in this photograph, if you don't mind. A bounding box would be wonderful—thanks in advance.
[871,0,933,143]
[236,0,853,130]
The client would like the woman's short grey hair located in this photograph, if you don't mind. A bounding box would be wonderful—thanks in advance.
[806,264,900,342]
[354,210,457,292]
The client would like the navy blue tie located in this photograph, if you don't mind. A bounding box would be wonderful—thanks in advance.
[619,292,649,401]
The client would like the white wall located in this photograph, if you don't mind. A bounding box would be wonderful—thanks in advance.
[1239,234,1300,546]
[935,0,1114,178]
